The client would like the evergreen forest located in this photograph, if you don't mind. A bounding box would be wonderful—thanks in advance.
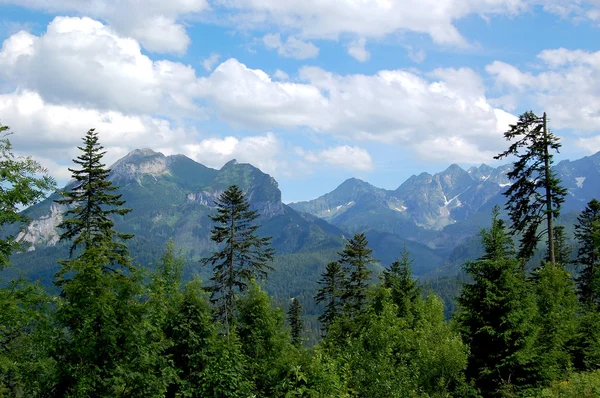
[3,113,600,398]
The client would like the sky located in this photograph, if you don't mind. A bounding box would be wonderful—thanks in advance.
[1,1,600,203]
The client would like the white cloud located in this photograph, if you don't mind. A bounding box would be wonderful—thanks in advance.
[196,58,514,162]
[215,0,529,47]
[0,90,191,182]
[183,132,284,175]
[300,145,374,171]
[0,17,202,117]
[3,0,209,53]
[347,38,370,62]
[0,90,290,182]
[486,48,600,132]
[262,33,319,59]
[202,53,222,72]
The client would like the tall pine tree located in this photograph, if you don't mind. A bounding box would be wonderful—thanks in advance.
[55,128,133,271]
[315,261,344,333]
[201,185,275,334]
[494,111,567,267]
[574,199,600,307]
[339,233,375,316]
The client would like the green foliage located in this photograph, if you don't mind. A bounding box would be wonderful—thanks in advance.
[383,247,422,319]
[574,199,600,307]
[55,128,133,269]
[288,298,303,348]
[538,370,600,397]
[323,287,469,397]
[457,210,539,395]
[531,265,578,384]
[339,233,375,316]
[495,111,567,266]
[0,123,55,269]
[201,185,275,333]
[0,279,57,397]
[236,282,291,396]
[315,261,344,333]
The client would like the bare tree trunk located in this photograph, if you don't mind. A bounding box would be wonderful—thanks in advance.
[543,112,556,267]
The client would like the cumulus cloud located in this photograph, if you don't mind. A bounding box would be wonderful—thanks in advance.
[183,132,284,175]
[0,90,190,181]
[0,17,202,117]
[262,33,319,59]
[299,145,374,171]
[196,58,514,162]
[3,0,208,53]
[486,48,600,132]
[0,90,288,183]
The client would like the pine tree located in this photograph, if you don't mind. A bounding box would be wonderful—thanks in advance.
[552,225,572,267]
[574,199,600,307]
[55,128,133,270]
[315,261,344,332]
[0,122,55,268]
[52,131,168,396]
[383,247,421,319]
[288,298,303,348]
[457,209,538,395]
[495,111,567,267]
[201,185,275,334]
[339,233,375,316]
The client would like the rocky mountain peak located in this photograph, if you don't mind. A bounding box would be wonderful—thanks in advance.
[109,148,169,183]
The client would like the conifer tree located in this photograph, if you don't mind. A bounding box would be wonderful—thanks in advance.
[457,209,538,395]
[288,298,303,348]
[0,122,55,268]
[574,199,600,307]
[201,185,275,334]
[383,248,421,319]
[339,233,375,316]
[52,131,168,396]
[495,111,567,267]
[55,128,133,270]
[315,261,344,332]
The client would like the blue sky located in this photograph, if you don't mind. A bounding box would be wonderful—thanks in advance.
[1,1,600,202]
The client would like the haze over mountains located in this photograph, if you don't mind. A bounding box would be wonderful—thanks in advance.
[6,148,600,301]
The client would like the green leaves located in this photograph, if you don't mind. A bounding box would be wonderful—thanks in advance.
[0,123,55,269]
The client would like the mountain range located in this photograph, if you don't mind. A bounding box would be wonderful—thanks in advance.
[4,148,600,305]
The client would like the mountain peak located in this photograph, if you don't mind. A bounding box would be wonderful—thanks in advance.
[110,148,168,182]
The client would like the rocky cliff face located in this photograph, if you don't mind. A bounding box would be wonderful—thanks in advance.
[16,203,65,250]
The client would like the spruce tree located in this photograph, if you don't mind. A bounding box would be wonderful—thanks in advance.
[52,131,168,396]
[494,111,567,267]
[315,261,344,332]
[383,248,421,319]
[201,185,275,334]
[0,122,55,268]
[339,233,375,316]
[55,128,133,270]
[457,209,538,395]
[574,199,600,307]
[288,298,303,348]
